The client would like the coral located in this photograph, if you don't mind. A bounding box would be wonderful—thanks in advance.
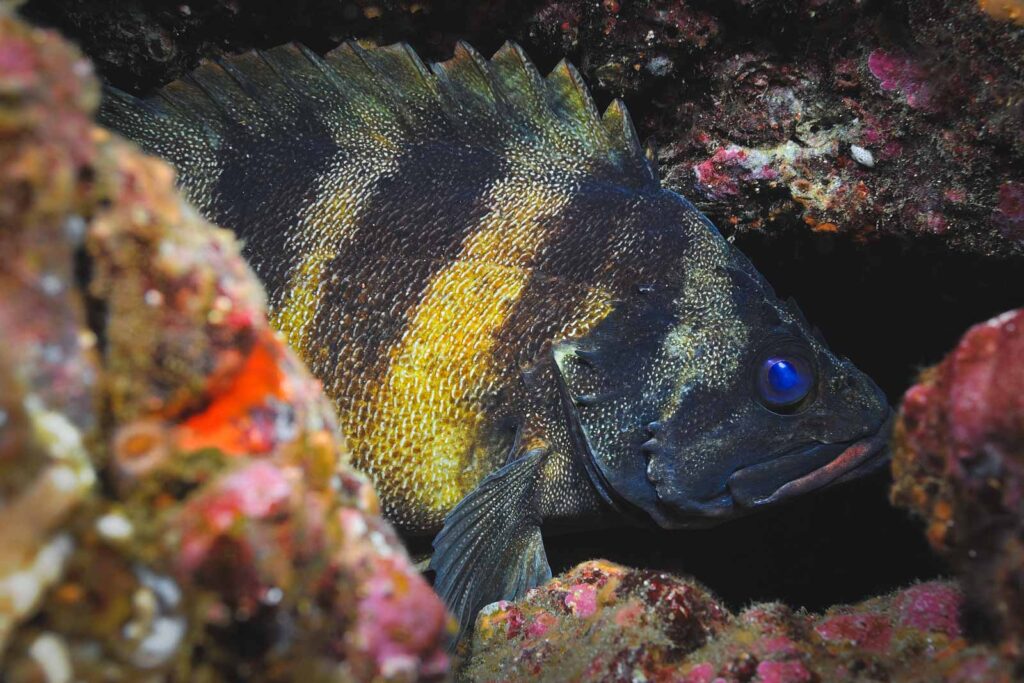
[511,0,1024,255]
[465,561,1017,682]
[653,1,1024,254]
[891,307,1024,660]
[867,50,937,112]
[0,9,449,680]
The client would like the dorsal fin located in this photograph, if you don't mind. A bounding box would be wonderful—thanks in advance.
[431,41,501,128]
[489,41,548,118]
[342,41,437,115]
[602,98,655,184]
[100,40,658,199]
[545,59,608,154]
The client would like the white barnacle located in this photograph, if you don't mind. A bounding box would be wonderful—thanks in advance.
[0,534,75,618]
[28,633,72,683]
[123,568,186,669]
[96,513,134,542]
[850,144,875,168]
[132,616,186,669]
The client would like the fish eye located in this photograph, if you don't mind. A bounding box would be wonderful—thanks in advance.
[757,355,814,411]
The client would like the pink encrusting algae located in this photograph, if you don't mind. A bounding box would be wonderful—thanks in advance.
[867,50,937,112]
[564,583,598,617]
[466,563,1012,682]
[893,307,1024,661]
[0,8,451,680]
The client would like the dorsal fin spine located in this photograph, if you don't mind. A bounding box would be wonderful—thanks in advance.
[101,40,659,193]
[602,98,644,159]
[344,40,422,111]
[395,42,435,86]
[211,55,262,99]
[545,59,612,155]
[455,41,492,82]
[494,41,545,89]
[551,60,601,121]
[432,41,501,123]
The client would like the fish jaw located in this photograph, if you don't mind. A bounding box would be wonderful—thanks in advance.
[727,411,893,509]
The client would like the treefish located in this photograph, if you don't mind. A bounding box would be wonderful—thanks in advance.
[100,41,892,635]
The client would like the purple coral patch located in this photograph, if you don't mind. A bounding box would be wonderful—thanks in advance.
[756,659,813,683]
[694,145,778,201]
[564,583,598,618]
[868,49,936,112]
[893,582,963,638]
[814,614,893,651]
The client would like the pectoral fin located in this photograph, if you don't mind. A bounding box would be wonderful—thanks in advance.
[429,448,551,638]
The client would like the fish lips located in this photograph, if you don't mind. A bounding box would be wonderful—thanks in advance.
[727,412,894,509]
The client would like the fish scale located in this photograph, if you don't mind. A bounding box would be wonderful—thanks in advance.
[101,40,892,640]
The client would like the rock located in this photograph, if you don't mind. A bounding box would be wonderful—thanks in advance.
[19,0,1024,256]
[0,9,450,680]
[464,561,730,681]
[891,307,1024,660]
[465,561,1016,682]
[648,0,1024,256]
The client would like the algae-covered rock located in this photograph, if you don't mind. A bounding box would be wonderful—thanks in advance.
[465,561,729,680]
[892,308,1024,660]
[465,561,1016,682]
[0,9,450,680]
[21,0,1024,256]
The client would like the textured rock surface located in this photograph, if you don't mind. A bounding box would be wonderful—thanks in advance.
[18,0,1024,256]
[5,2,1024,681]
[16,0,1024,618]
[892,308,1024,660]
[0,9,449,680]
[465,561,1016,682]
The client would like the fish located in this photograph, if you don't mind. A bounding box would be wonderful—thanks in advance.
[99,40,892,635]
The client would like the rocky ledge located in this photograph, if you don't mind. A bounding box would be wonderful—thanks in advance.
[0,9,450,681]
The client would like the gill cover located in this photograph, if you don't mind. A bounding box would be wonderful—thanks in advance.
[553,284,682,524]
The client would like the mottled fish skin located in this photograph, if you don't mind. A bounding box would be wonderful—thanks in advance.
[102,42,650,533]
[100,41,892,636]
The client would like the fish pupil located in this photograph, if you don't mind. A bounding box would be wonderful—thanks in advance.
[760,357,812,408]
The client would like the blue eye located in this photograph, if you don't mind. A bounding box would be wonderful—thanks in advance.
[758,356,814,409]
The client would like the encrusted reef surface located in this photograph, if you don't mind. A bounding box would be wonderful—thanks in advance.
[16,0,1024,617]
[18,0,1024,256]
[465,561,1014,682]
[5,2,1024,682]
[892,308,1024,660]
[0,9,449,681]
[465,305,1024,682]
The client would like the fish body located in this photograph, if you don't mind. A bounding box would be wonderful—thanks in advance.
[101,41,891,633]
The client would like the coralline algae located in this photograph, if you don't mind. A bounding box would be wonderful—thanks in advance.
[466,562,1015,682]
[0,9,450,680]
[19,0,1024,254]
[892,308,1024,661]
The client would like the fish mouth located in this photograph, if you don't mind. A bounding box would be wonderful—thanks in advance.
[727,412,894,509]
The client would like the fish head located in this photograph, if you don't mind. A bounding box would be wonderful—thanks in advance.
[553,196,891,529]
